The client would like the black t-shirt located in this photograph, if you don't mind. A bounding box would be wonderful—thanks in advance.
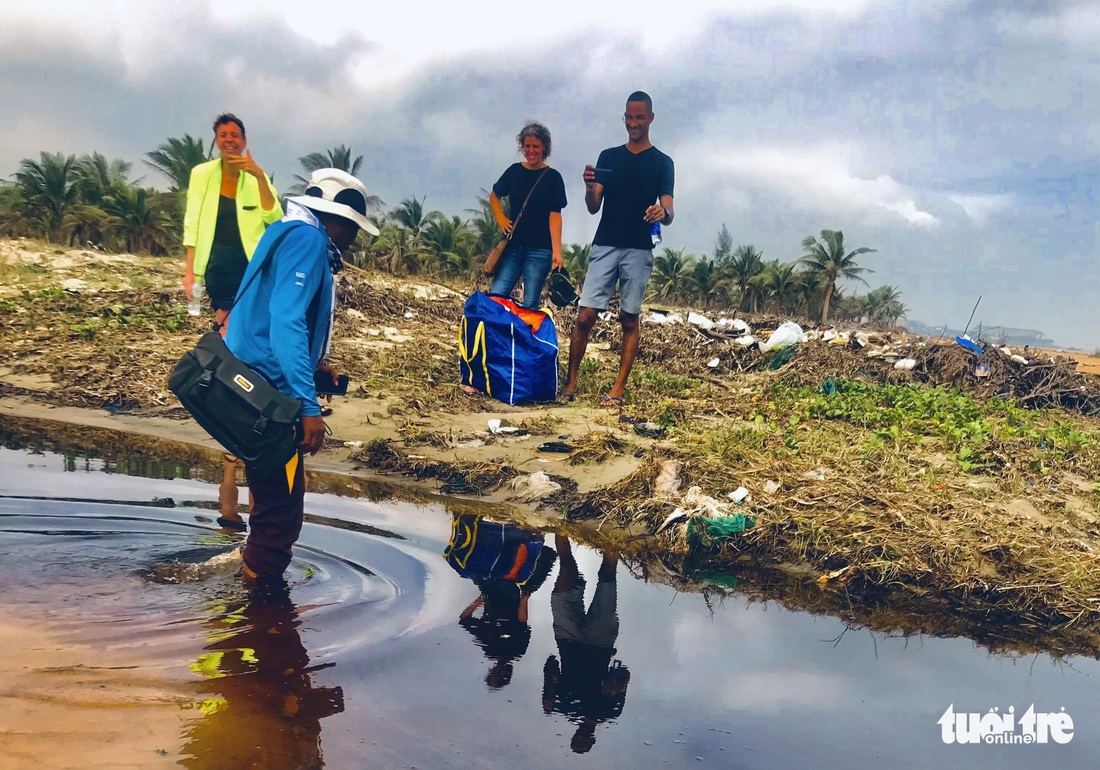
[491,164,567,250]
[593,145,675,250]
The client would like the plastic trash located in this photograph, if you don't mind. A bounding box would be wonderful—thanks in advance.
[654,460,682,495]
[537,441,573,453]
[488,419,525,435]
[510,471,561,502]
[822,329,839,342]
[687,312,715,330]
[894,358,917,370]
[728,487,749,504]
[759,321,806,352]
[974,361,990,377]
[633,421,666,439]
[763,480,781,494]
[735,335,756,347]
[955,336,984,354]
[707,357,720,368]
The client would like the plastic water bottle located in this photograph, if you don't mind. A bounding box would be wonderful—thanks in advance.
[188,280,204,316]
[650,220,662,247]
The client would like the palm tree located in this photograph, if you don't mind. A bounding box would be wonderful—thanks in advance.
[74,153,132,205]
[422,215,476,275]
[144,134,210,192]
[391,196,441,237]
[372,222,431,274]
[0,182,36,238]
[562,243,591,283]
[292,146,384,210]
[466,191,504,256]
[649,247,695,302]
[14,152,79,242]
[691,257,727,309]
[102,186,176,255]
[799,229,875,322]
[756,260,800,313]
[729,245,765,312]
[861,285,906,326]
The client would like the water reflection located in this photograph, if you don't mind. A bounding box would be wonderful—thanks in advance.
[543,535,629,754]
[180,580,345,770]
[445,514,557,689]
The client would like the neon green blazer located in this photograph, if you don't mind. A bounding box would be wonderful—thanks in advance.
[182,159,283,277]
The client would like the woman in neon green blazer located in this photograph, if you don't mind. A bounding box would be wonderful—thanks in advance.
[182,113,282,325]
[181,113,282,533]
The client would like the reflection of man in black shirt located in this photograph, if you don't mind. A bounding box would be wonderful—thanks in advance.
[543,535,629,754]
[459,578,532,689]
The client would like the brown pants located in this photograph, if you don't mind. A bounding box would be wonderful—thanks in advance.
[243,452,306,576]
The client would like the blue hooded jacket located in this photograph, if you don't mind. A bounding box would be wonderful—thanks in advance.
[224,205,335,418]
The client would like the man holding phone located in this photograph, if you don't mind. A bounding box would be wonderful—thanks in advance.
[559,91,675,407]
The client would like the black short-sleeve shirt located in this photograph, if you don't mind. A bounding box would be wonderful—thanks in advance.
[491,164,568,250]
[593,145,675,250]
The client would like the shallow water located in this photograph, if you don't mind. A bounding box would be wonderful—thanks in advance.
[0,440,1097,769]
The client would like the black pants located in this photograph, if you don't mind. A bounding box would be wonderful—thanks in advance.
[204,243,248,313]
[243,451,306,576]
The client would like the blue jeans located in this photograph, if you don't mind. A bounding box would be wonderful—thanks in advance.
[489,246,552,310]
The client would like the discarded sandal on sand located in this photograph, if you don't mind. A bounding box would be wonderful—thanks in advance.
[598,395,625,408]
[216,516,247,533]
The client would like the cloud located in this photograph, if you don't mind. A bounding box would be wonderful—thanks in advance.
[680,142,939,227]
[948,193,1015,226]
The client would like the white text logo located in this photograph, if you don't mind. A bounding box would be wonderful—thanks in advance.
[939,704,1074,745]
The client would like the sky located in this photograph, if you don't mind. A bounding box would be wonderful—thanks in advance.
[1,0,1097,347]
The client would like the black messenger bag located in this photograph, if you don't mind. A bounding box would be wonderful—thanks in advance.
[169,331,301,473]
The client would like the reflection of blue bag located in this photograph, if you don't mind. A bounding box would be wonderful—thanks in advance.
[444,515,556,593]
[458,292,559,404]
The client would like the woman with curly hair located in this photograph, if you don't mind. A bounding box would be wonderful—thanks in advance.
[488,121,567,309]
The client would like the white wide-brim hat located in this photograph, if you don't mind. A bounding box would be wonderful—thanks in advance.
[289,168,379,236]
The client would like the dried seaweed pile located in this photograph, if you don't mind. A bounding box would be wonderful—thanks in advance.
[619,313,1100,417]
[337,267,464,324]
[0,287,195,412]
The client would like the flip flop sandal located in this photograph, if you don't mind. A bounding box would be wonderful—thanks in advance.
[216,516,247,532]
[598,395,625,408]
[555,391,576,404]
[538,441,574,453]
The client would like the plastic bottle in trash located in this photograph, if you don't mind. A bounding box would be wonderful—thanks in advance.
[650,220,662,247]
[188,280,204,316]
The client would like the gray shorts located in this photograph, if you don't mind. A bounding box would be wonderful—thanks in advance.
[551,580,619,648]
[579,245,654,315]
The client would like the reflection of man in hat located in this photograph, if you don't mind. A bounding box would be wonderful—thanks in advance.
[225,168,379,578]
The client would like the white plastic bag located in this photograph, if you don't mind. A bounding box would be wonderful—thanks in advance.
[759,321,806,352]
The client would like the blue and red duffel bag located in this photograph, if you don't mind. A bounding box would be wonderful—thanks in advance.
[458,292,559,405]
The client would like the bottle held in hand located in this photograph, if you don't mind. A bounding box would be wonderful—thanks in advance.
[188,280,205,316]
[650,221,662,247]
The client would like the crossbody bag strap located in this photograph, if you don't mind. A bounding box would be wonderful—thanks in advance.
[506,167,550,241]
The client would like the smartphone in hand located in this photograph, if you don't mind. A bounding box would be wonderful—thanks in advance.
[314,371,350,396]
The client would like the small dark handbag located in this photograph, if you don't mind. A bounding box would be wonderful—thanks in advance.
[169,331,301,473]
[482,167,550,276]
